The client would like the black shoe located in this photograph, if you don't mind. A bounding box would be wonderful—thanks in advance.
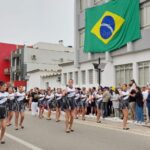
[7,123,12,127]
[21,126,24,129]
[1,141,5,144]
[123,128,130,130]
[97,121,101,123]
[70,129,74,132]
[66,130,70,133]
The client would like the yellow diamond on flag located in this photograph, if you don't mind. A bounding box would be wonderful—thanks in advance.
[91,11,125,44]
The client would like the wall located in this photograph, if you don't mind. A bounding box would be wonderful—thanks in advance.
[27,71,42,91]
[0,43,17,82]
[24,47,74,72]
[42,76,61,89]
[76,0,150,64]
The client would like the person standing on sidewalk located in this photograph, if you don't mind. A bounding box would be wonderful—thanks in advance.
[95,88,103,123]
[31,88,39,116]
[135,87,144,125]
[129,89,136,122]
[102,87,111,118]
[111,89,120,120]
[142,86,149,124]
[146,87,150,123]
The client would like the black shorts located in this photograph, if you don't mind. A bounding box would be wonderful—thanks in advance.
[120,100,129,110]
[91,100,96,107]
[7,100,15,112]
[0,104,7,119]
[14,101,25,112]
[81,100,87,108]
[56,99,62,108]
[96,100,102,110]
[47,100,56,109]
[63,97,75,110]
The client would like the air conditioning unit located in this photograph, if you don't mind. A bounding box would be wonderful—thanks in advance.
[57,76,61,82]
[31,55,36,60]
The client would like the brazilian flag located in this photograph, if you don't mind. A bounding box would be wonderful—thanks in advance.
[84,0,141,53]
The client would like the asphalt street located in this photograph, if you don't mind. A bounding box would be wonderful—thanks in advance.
[1,112,150,150]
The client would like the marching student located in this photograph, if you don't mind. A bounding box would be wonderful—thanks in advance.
[63,79,76,133]
[14,86,26,130]
[95,89,103,123]
[55,88,63,122]
[38,90,46,119]
[7,87,15,126]
[120,84,130,130]
[46,90,54,120]
[0,81,8,144]
[80,87,88,121]
[74,88,81,119]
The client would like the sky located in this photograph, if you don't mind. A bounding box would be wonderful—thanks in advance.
[0,0,74,46]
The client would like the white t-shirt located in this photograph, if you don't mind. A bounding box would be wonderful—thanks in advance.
[142,90,148,100]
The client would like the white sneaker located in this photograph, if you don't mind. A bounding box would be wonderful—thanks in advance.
[140,122,145,126]
[134,121,138,125]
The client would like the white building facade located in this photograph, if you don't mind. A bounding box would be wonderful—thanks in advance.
[11,42,74,89]
[27,69,61,90]
[68,0,150,88]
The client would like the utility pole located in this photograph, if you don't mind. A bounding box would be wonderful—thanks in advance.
[98,57,101,86]
[93,57,102,87]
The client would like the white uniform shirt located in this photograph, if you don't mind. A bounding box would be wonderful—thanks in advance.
[16,92,25,102]
[0,92,8,104]
[121,91,129,101]
[8,93,15,101]
[96,94,103,102]
[46,94,54,102]
[55,93,63,101]
[67,87,75,98]
[39,94,45,101]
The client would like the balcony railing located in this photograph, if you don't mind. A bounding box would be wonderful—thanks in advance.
[4,68,10,75]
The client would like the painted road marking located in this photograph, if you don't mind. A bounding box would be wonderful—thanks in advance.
[6,133,43,150]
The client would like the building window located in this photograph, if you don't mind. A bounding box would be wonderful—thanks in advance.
[63,73,67,85]
[80,0,86,12]
[81,70,86,85]
[45,82,49,89]
[115,64,133,87]
[69,72,73,80]
[94,0,103,5]
[75,72,78,85]
[138,61,150,86]
[79,29,85,48]
[140,3,150,29]
[88,69,93,84]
